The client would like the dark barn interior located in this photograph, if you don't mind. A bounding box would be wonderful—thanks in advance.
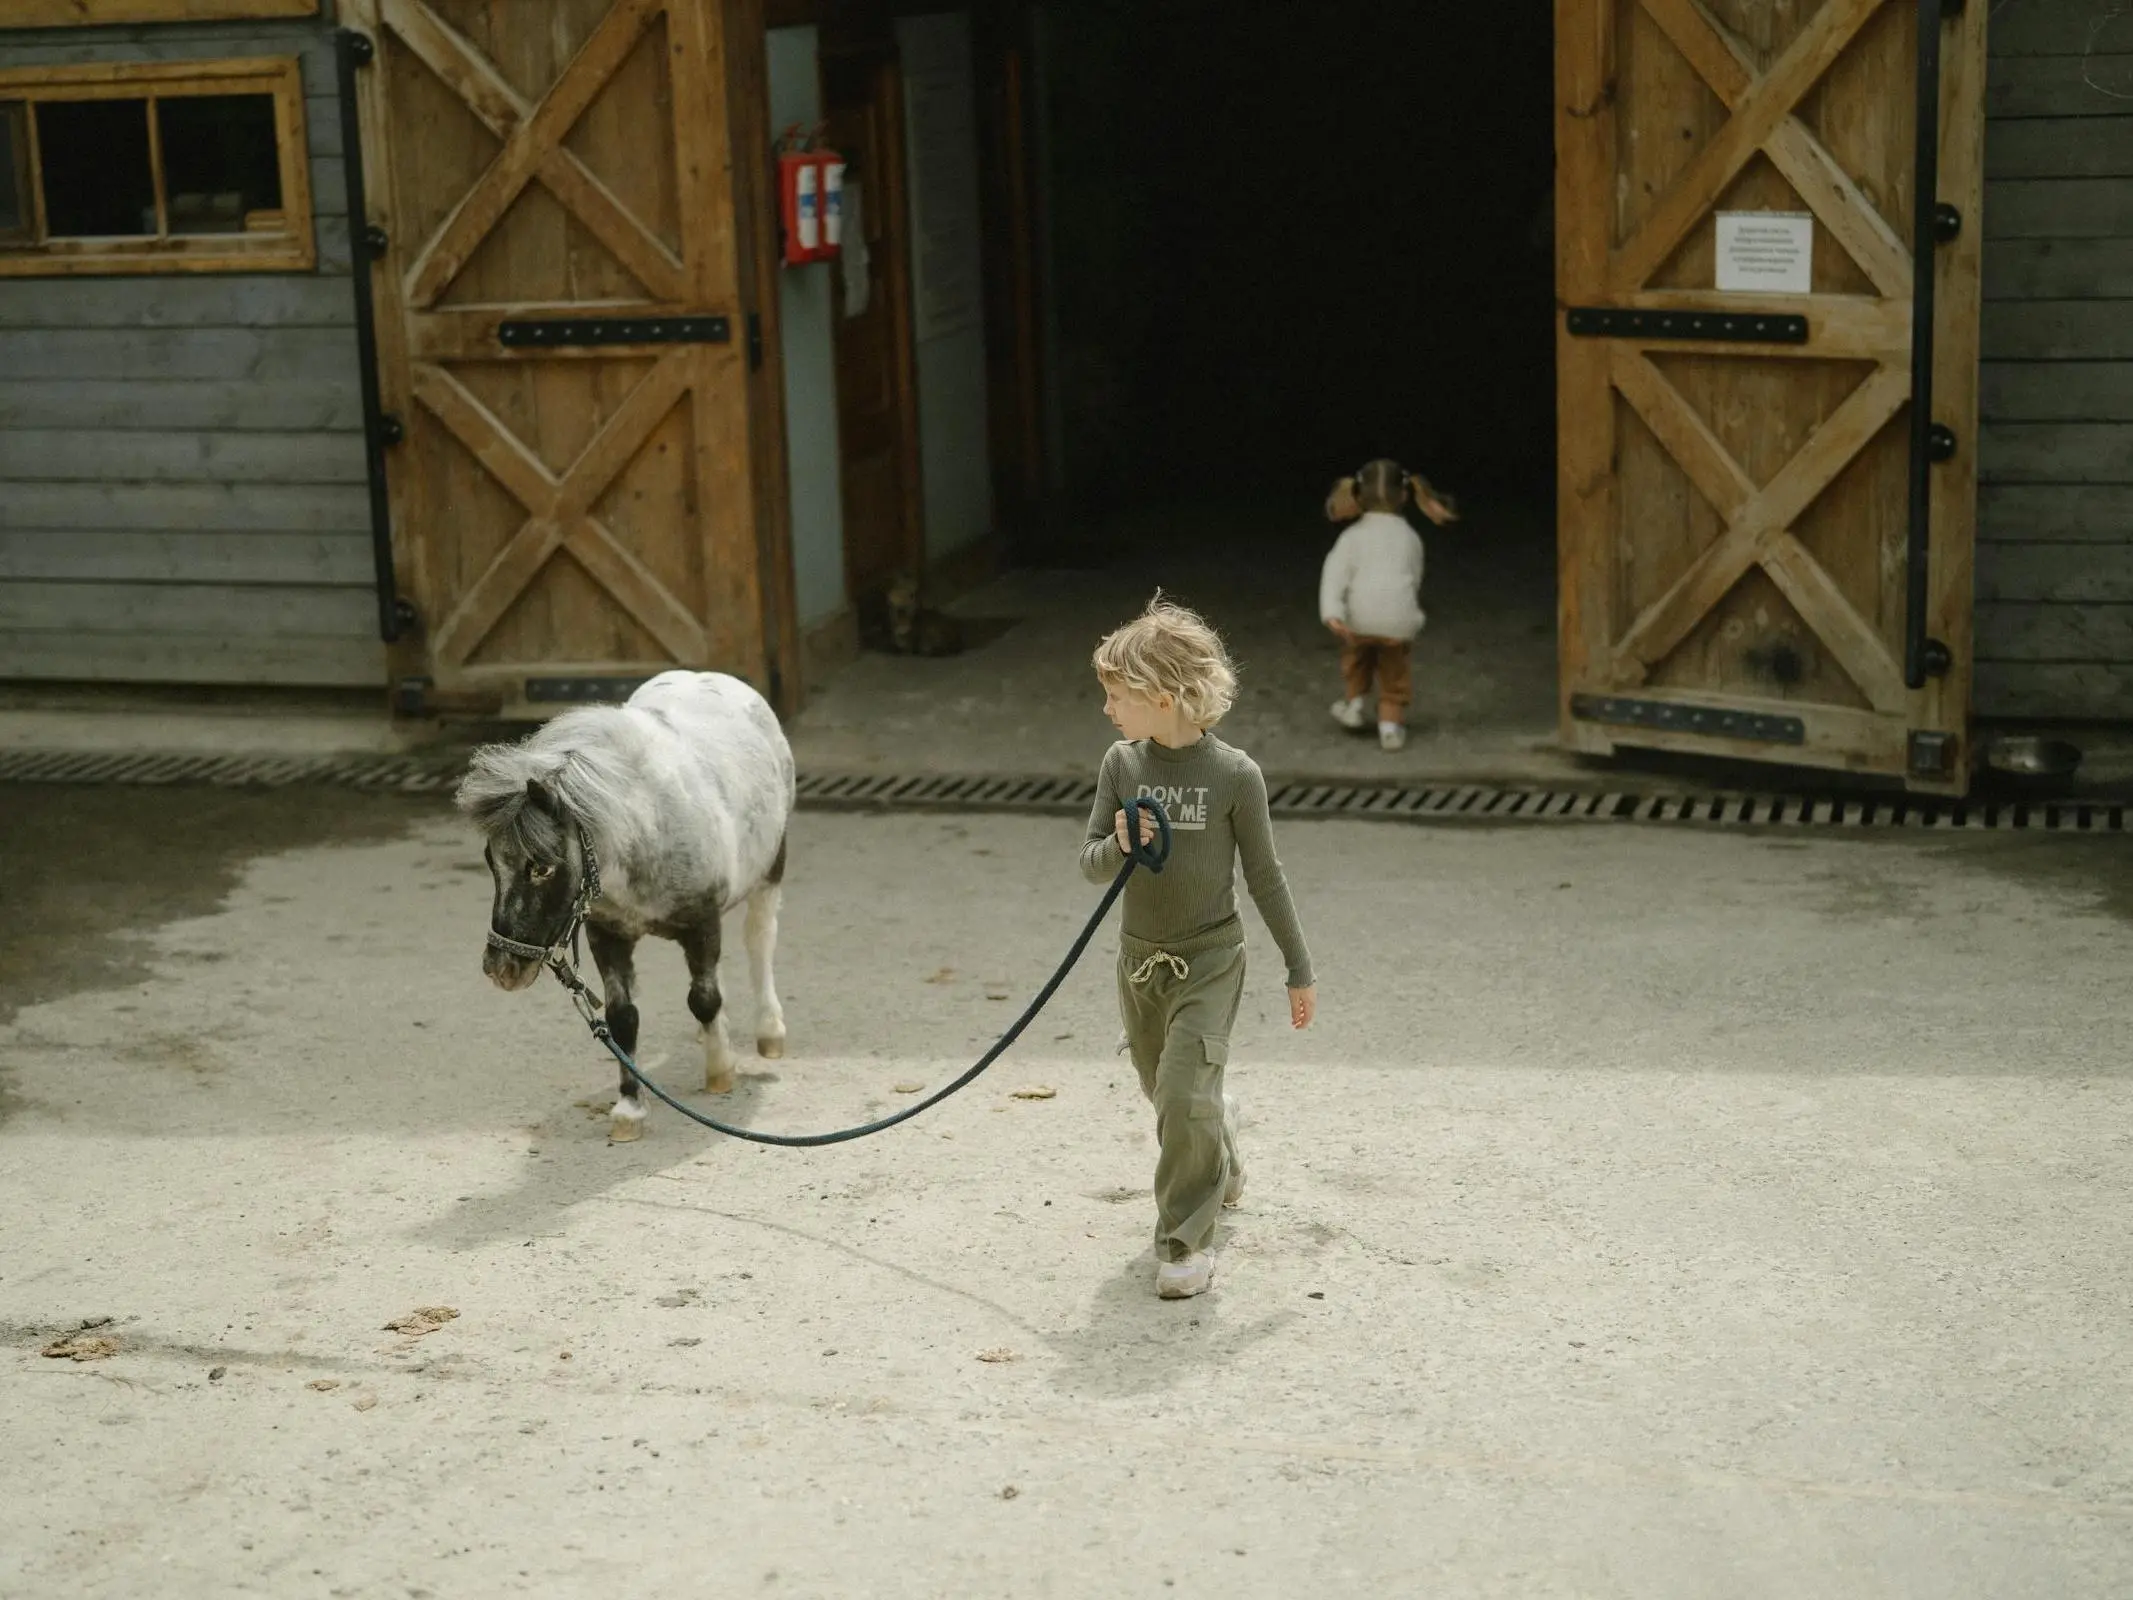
[1032,1,1559,515]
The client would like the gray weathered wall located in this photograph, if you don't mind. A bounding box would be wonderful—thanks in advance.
[1977,3,2133,720]
[0,14,379,688]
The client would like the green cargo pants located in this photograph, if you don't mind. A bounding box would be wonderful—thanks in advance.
[1117,920,1246,1263]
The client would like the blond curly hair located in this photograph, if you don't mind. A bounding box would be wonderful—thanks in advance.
[1092,594,1238,729]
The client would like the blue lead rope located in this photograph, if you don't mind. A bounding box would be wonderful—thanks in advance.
[544,796,1173,1148]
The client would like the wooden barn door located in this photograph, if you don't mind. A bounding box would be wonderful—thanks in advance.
[344,0,781,713]
[1555,0,1986,792]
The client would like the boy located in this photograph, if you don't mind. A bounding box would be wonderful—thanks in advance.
[1082,597,1316,1299]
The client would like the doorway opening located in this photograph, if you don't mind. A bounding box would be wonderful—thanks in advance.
[1009,0,1560,760]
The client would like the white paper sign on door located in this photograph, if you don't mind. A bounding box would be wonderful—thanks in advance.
[1716,211,1814,294]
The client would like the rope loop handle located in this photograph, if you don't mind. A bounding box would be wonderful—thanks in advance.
[1121,794,1172,874]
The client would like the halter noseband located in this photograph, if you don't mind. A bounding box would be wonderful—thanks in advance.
[485,820,603,964]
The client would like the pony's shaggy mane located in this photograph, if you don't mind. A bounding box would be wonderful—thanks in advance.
[455,707,648,860]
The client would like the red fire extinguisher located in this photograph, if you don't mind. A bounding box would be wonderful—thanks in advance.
[778,125,846,268]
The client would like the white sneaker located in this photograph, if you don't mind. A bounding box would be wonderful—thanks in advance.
[1330,696,1369,731]
[1222,1093,1246,1207]
[1156,1252,1215,1299]
[1379,722,1407,752]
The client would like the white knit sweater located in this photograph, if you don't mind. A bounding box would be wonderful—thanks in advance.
[1318,512,1427,642]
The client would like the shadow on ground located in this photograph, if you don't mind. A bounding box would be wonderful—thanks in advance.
[0,784,435,1029]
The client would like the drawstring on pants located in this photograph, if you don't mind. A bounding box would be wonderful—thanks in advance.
[1127,950,1191,986]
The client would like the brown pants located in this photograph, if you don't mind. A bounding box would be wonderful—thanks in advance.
[1340,637,1414,724]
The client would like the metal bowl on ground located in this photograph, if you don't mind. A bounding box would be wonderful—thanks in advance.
[1983,735,2083,783]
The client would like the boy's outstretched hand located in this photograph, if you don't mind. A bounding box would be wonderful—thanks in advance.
[1289,986,1316,1030]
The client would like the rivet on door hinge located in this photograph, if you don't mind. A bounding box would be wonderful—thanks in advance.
[363,224,390,258]
[379,412,405,446]
[1929,424,1959,462]
[1933,203,1963,242]
[1918,639,1952,679]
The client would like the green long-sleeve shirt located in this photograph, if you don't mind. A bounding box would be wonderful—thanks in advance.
[1079,735,1315,989]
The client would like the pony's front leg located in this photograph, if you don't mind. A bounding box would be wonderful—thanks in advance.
[681,919,740,1095]
[745,882,786,1059]
[587,924,646,1141]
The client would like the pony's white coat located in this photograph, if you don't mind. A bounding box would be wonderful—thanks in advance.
[459,671,795,1134]
[459,670,793,926]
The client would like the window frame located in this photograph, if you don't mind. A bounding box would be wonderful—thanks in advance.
[0,4,319,29]
[0,55,315,277]
[0,99,29,246]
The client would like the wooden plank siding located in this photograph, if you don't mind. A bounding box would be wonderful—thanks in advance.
[1976,8,2133,720]
[0,14,378,688]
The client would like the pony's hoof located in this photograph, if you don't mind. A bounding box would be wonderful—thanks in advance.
[757,1035,785,1060]
[608,1117,644,1143]
[704,1070,736,1096]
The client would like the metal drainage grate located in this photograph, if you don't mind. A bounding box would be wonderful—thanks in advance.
[0,750,2123,833]
[0,748,468,792]
[792,772,2128,833]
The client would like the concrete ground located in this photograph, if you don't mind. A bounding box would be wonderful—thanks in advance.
[3,783,2132,1597]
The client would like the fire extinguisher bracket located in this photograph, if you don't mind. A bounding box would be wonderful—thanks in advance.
[777,132,847,268]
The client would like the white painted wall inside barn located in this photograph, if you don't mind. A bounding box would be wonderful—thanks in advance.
[766,24,849,633]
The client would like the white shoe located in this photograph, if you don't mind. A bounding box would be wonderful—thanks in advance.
[1330,696,1368,731]
[1379,722,1407,752]
[1157,1252,1215,1299]
[1222,1093,1246,1207]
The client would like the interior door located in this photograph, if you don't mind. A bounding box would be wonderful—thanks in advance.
[823,43,923,607]
[1555,0,1986,792]
[344,0,773,712]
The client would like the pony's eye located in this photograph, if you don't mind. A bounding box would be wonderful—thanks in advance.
[528,863,557,884]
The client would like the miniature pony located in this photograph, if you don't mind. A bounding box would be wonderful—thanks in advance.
[456,670,795,1141]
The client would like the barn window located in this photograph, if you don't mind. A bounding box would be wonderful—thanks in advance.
[0,57,314,276]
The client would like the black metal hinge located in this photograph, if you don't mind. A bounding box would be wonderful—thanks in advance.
[498,316,732,349]
[748,311,765,372]
[1566,307,1809,344]
[524,677,652,705]
[1572,694,1806,746]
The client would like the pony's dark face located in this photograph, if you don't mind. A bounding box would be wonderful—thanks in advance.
[479,781,584,992]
